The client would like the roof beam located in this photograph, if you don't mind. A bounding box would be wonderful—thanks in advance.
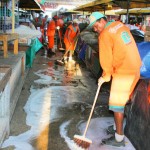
[74,0,113,10]
[19,0,44,11]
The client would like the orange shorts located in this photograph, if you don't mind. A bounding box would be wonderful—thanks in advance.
[109,72,140,112]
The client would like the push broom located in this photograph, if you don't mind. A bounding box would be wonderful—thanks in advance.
[74,81,103,149]
[55,37,79,66]
[55,49,70,65]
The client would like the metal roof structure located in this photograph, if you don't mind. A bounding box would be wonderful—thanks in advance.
[43,0,95,6]
[115,0,150,9]
[74,0,150,12]
[19,0,45,11]
[18,0,150,14]
[116,7,150,15]
[18,0,97,12]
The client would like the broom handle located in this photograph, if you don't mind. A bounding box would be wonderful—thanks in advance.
[61,50,70,61]
[58,28,63,47]
[62,37,79,60]
[83,83,102,137]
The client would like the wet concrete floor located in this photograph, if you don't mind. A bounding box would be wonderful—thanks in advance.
[1,48,112,150]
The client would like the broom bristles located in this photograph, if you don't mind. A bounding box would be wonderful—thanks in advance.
[55,60,64,66]
[59,48,65,51]
[74,135,92,149]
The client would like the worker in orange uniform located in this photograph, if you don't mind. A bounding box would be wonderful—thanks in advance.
[88,12,142,147]
[47,15,58,56]
[63,19,80,61]
[56,16,64,40]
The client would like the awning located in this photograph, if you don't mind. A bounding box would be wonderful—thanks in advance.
[116,7,150,15]
[115,0,150,9]
[74,0,119,12]
[19,0,44,11]
[74,0,150,12]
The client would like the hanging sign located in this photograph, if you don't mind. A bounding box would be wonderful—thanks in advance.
[43,2,58,9]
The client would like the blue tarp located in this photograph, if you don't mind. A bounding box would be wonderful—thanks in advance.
[137,42,150,79]
[78,43,87,61]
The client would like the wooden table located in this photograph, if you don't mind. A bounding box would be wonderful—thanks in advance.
[0,33,19,58]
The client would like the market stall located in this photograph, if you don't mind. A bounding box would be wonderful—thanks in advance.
[0,0,43,65]
[0,33,18,58]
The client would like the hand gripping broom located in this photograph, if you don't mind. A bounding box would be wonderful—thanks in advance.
[74,81,103,149]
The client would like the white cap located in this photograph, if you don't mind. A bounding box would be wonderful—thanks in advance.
[73,19,79,24]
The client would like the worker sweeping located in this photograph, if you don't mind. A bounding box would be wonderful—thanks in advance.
[47,15,58,56]
[56,16,64,46]
[74,12,142,149]
[63,19,80,62]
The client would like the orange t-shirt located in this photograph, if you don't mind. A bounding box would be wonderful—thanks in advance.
[47,20,56,36]
[99,21,142,81]
[64,24,79,43]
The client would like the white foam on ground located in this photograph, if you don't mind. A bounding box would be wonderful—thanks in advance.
[60,120,85,150]
[34,68,62,85]
[2,68,136,150]
[60,118,136,150]
[2,85,84,149]
[2,68,86,149]
[0,73,5,80]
